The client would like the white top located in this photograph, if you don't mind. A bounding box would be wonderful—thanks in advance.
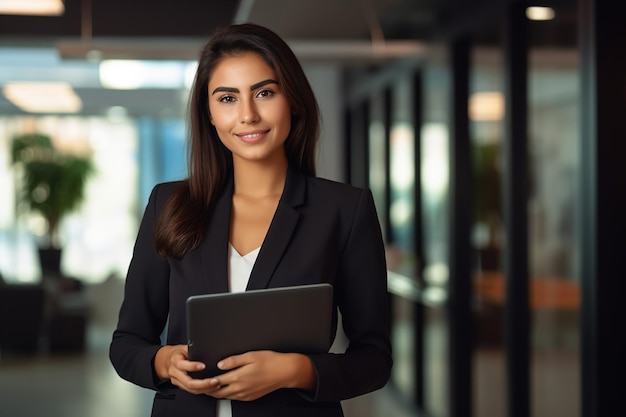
[216,244,260,417]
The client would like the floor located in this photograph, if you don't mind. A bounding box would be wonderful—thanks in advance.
[0,274,579,417]
[0,324,416,417]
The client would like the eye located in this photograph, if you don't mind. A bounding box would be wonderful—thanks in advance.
[255,89,274,99]
[218,95,236,103]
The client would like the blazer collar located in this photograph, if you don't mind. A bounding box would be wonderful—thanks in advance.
[247,166,306,290]
[200,178,232,294]
[200,167,308,293]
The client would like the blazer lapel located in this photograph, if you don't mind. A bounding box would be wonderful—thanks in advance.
[200,180,233,294]
[246,168,307,291]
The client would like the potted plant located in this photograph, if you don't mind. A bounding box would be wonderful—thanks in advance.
[11,133,94,276]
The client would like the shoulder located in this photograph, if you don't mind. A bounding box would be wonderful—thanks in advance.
[303,176,375,217]
[307,176,368,201]
[148,180,186,209]
[152,180,184,196]
[284,168,374,213]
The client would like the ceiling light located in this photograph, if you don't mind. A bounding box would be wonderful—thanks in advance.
[99,60,189,90]
[3,81,82,113]
[0,0,64,16]
[526,6,555,21]
[106,105,128,122]
[469,92,504,121]
[99,60,145,90]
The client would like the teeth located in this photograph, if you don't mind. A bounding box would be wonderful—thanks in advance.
[241,133,262,139]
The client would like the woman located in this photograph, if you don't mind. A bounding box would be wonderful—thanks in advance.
[110,23,392,417]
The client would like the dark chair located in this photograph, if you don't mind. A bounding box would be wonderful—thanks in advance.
[0,283,46,353]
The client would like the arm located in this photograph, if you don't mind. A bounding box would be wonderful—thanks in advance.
[309,188,393,402]
[109,184,172,390]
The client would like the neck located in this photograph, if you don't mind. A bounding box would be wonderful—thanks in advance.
[232,156,288,198]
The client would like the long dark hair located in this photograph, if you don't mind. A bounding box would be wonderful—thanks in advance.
[155,23,320,259]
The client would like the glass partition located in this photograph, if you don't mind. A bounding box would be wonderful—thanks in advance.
[528,4,581,415]
[386,74,418,404]
[0,116,138,283]
[469,45,507,417]
[420,45,451,417]
[0,114,187,284]
[368,90,388,239]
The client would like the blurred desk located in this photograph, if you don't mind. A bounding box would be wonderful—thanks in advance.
[474,272,580,310]
[474,273,580,348]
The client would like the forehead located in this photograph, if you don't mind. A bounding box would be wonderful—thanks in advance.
[208,53,276,87]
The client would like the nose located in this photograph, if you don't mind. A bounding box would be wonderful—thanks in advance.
[240,98,259,124]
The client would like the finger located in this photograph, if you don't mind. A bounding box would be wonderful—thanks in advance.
[167,357,213,395]
[207,370,260,401]
[218,351,258,371]
[205,383,230,399]
[173,373,221,395]
[177,360,207,373]
[217,356,238,371]
[186,376,221,391]
[213,381,266,402]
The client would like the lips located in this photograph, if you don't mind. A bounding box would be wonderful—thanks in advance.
[235,129,269,144]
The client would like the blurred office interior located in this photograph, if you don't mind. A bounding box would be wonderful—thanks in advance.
[0,1,623,417]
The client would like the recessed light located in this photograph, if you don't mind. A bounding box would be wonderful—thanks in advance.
[469,92,504,121]
[526,6,555,21]
[99,59,190,90]
[0,0,64,16]
[3,81,82,113]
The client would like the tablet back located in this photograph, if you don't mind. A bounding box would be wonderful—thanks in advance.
[186,283,333,378]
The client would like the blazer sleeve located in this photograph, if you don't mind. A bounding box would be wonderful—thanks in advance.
[308,188,392,402]
[109,184,171,390]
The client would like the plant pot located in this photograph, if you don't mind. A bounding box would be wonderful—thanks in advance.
[38,247,62,277]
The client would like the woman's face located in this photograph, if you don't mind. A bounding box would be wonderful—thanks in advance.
[208,52,292,166]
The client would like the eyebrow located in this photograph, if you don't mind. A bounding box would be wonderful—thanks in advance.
[211,79,278,96]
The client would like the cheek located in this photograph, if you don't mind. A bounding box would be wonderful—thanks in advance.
[208,108,232,130]
[267,102,292,129]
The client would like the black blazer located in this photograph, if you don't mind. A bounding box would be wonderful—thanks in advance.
[110,168,392,417]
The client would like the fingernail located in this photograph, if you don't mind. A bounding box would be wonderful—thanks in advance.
[217,361,224,369]
[197,363,206,370]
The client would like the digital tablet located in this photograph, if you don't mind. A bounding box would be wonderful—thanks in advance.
[186,283,334,378]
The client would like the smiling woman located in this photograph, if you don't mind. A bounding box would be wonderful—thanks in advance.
[109,23,392,417]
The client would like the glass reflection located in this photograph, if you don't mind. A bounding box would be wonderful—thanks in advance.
[389,122,414,254]
[528,44,581,417]
[420,51,451,417]
[470,45,507,417]
[368,90,387,238]
[384,77,419,406]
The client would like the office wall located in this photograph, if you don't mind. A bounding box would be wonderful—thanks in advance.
[304,63,344,182]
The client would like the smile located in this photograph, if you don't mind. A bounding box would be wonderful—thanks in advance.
[239,132,264,139]
[235,130,269,143]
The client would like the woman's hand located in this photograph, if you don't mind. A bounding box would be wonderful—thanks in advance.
[206,351,317,401]
[154,344,222,395]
